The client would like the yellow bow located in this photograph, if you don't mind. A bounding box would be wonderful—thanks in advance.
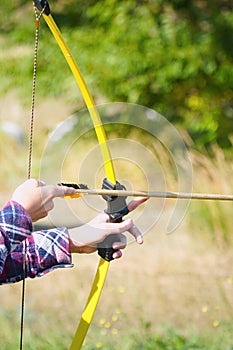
[34,1,116,348]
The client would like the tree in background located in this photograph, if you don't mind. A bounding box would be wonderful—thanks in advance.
[0,0,232,149]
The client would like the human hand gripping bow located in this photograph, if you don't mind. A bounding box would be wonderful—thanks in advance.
[69,179,147,259]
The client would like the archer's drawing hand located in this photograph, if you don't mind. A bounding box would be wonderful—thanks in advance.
[69,197,148,258]
[11,179,76,222]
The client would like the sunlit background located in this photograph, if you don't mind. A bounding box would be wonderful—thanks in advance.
[0,1,232,349]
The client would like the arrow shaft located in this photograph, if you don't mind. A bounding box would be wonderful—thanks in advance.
[72,188,233,201]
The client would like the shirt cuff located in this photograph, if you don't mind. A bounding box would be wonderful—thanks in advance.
[0,227,73,284]
[1,200,32,252]
[27,227,73,278]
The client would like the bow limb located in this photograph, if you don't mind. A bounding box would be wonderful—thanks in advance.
[36,4,116,349]
[42,13,116,184]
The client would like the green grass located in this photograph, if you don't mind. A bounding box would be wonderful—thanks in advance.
[1,324,233,350]
[1,97,233,350]
[132,326,233,350]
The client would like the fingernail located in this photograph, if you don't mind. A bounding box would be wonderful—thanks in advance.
[112,243,121,249]
[137,237,143,244]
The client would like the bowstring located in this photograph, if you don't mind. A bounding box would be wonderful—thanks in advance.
[19,3,46,350]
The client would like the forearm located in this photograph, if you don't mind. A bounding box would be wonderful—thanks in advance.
[0,227,72,284]
[0,200,33,275]
[0,200,32,251]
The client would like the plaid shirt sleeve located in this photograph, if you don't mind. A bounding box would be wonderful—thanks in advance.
[0,201,72,284]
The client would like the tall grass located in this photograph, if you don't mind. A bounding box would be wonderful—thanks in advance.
[189,145,233,248]
[0,98,233,349]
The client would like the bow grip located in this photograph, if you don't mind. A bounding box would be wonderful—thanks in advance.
[97,179,129,261]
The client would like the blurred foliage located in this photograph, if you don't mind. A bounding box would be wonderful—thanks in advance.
[0,0,232,149]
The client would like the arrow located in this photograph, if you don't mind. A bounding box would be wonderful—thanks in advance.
[70,188,233,201]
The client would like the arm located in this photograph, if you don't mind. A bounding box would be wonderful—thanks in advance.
[0,180,147,284]
[0,200,33,275]
[0,179,76,281]
[0,197,147,284]
[11,179,76,222]
[0,226,72,284]
[69,197,148,259]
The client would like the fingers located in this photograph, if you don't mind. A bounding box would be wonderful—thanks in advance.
[40,184,77,199]
[112,250,123,259]
[91,215,144,247]
[36,180,46,187]
[112,236,125,260]
[127,197,148,212]
[102,218,133,235]
[53,184,77,197]
[109,219,143,244]
[111,225,143,259]
[105,219,143,245]
[103,220,143,262]
[112,234,127,250]
[128,223,143,244]
[44,200,54,212]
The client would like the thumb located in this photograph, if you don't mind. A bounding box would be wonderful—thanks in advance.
[52,184,77,198]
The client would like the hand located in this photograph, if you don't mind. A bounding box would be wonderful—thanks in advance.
[69,197,148,259]
[11,179,76,222]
